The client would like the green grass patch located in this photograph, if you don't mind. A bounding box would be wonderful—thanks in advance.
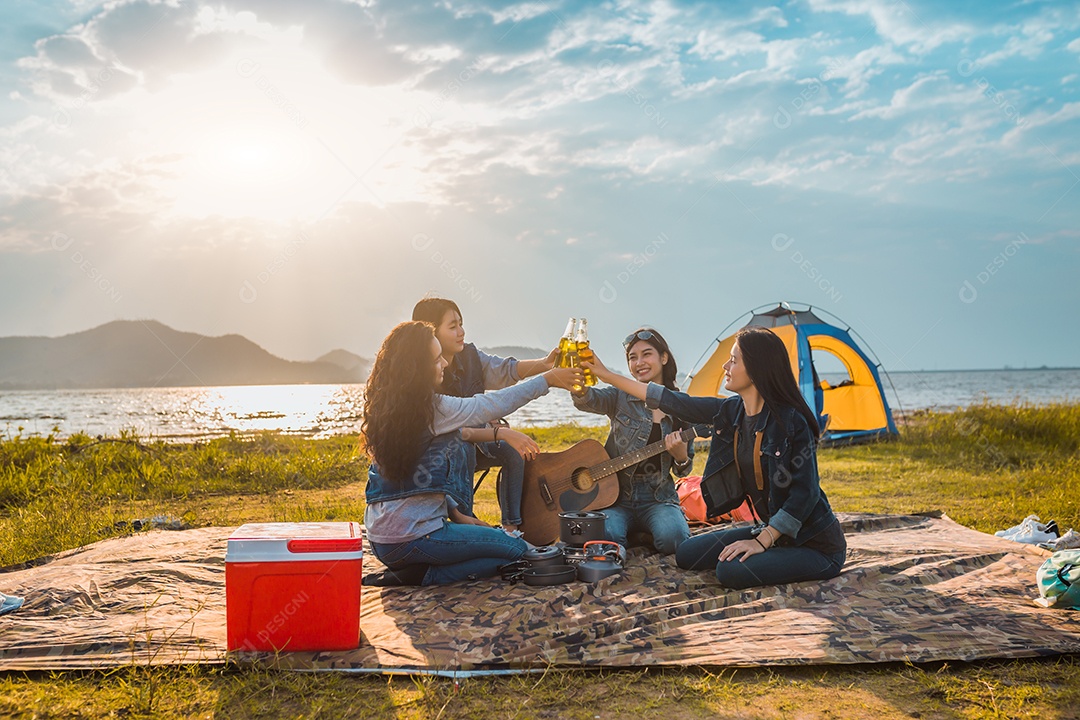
[1,403,1078,718]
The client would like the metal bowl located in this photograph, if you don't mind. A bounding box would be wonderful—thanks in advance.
[523,564,578,586]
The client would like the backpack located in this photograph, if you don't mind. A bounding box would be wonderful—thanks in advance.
[1035,550,1080,610]
[676,475,755,526]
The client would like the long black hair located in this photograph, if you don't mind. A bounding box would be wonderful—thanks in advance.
[412,297,461,328]
[362,321,438,482]
[735,326,820,438]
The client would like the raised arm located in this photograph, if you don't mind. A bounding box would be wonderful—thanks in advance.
[582,353,723,424]
[515,348,559,378]
[434,367,581,434]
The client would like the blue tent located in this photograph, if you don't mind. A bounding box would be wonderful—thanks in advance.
[686,302,899,446]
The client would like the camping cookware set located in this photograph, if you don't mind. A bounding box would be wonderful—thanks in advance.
[504,512,625,586]
[559,511,606,547]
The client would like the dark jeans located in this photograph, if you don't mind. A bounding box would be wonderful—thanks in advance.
[676,525,846,589]
[369,520,527,586]
[603,482,690,555]
[475,440,525,527]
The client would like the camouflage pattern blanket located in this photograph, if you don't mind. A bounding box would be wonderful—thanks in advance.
[1,513,1078,672]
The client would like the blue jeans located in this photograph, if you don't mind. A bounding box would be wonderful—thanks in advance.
[676,525,846,589]
[476,440,525,527]
[369,520,527,586]
[602,482,690,555]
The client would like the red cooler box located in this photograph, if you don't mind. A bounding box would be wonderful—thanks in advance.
[226,521,363,652]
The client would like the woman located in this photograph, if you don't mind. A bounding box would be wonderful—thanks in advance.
[572,328,692,555]
[582,327,846,589]
[362,320,579,586]
[412,298,558,532]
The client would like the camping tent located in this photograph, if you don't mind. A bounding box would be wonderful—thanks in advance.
[686,302,899,445]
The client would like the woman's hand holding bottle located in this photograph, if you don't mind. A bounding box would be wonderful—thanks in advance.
[578,352,612,383]
[542,366,584,391]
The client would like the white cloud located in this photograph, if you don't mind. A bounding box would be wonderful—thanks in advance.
[805,0,971,53]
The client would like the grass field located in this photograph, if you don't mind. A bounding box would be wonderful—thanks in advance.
[1,403,1078,719]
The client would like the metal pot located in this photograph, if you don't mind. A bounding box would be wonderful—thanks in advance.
[522,545,564,569]
[576,540,623,583]
[559,511,606,547]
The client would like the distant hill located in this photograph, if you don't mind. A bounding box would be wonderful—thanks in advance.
[0,321,370,390]
[316,349,371,376]
[480,346,550,360]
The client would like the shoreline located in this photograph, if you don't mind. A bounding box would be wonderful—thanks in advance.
[3,398,1078,444]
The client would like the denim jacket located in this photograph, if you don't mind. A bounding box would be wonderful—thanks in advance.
[365,431,473,510]
[441,343,520,399]
[573,386,693,503]
[645,383,837,545]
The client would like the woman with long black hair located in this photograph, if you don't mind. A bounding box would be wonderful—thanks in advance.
[582,326,846,589]
[362,321,579,586]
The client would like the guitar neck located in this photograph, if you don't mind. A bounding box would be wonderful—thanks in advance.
[587,426,697,479]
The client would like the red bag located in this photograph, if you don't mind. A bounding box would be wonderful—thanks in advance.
[676,476,755,526]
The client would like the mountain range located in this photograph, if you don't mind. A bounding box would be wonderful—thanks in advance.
[0,321,370,390]
[0,321,548,390]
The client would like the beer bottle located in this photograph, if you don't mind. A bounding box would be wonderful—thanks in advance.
[575,318,597,389]
[558,317,578,368]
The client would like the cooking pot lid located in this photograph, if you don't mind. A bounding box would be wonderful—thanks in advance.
[558,511,605,520]
[523,545,563,561]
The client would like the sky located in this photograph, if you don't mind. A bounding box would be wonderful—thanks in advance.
[0,0,1077,374]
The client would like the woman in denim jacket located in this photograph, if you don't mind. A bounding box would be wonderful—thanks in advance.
[572,328,692,555]
[583,327,846,589]
[413,298,558,532]
[363,321,580,586]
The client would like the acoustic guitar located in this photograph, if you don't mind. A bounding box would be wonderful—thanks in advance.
[518,425,701,545]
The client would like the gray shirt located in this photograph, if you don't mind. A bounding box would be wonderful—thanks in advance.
[365,375,550,544]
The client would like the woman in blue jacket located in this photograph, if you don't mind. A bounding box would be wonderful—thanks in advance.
[363,321,579,586]
[572,328,692,554]
[583,327,846,589]
[412,297,557,532]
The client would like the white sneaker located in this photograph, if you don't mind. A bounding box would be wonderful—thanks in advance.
[995,514,1041,539]
[1053,529,1080,551]
[997,515,1059,545]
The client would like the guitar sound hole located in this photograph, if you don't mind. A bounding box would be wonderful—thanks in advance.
[571,468,595,492]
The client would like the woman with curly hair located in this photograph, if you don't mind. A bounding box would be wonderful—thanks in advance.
[362,320,580,586]
[412,297,558,533]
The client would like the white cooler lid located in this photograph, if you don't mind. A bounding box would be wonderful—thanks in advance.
[226,521,363,563]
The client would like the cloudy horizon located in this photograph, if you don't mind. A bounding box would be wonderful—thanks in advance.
[1,0,1077,373]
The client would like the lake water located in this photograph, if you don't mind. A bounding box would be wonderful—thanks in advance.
[2,368,1078,441]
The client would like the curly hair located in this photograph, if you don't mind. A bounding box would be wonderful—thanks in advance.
[361,321,438,482]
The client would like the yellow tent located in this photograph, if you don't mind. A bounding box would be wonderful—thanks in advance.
[686,303,898,444]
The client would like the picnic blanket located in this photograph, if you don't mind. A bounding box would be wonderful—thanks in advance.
[1,513,1078,673]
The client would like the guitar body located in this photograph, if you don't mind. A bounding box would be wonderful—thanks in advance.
[519,439,620,546]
